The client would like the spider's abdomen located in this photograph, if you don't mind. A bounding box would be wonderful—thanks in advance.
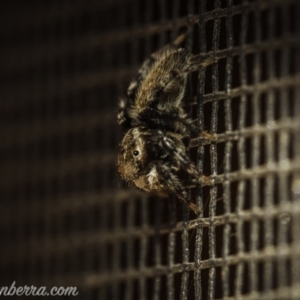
[135,48,189,111]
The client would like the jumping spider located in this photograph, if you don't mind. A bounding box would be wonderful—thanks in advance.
[117,35,213,214]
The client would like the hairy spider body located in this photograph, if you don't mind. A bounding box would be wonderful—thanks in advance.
[117,36,213,214]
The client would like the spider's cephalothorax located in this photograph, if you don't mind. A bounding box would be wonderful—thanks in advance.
[117,36,213,214]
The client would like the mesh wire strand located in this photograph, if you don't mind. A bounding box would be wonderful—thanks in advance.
[1,0,300,299]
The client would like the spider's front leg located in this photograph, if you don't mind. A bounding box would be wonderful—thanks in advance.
[155,163,200,214]
[160,133,200,181]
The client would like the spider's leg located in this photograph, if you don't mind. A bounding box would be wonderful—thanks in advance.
[161,134,200,180]
[156,164,200,214]
[117,96,135,129]
[178,54,216,74]
[138,107,199,135]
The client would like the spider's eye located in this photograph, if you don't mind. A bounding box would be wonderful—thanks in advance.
[133,150,140,157]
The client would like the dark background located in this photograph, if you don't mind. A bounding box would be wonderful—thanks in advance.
[1,0,300,299]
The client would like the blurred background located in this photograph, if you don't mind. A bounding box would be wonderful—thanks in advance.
[1,0,300,299]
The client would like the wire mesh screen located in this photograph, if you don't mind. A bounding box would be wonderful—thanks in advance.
[1,0,300,299]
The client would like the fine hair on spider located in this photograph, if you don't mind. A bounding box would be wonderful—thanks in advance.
[117,34,214,214]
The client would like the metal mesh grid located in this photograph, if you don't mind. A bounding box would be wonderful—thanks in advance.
[1,0,300,299]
